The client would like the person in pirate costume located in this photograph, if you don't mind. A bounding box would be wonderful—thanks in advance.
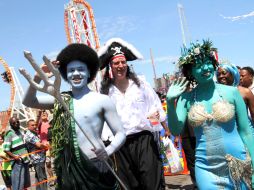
[98,38,167,190]
[166,40,254,189]
[21,43,126,190]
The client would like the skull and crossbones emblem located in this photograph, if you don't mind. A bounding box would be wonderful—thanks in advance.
[111,47,123,55]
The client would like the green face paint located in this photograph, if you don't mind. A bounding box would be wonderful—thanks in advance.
[191,57,214,84]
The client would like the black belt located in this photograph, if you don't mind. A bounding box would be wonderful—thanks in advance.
[127,130,152,139]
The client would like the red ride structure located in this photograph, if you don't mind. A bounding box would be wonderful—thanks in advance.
[0,57,36,132]
[64,0,100,50]
[0,57,15,132]
[64,0,101,91]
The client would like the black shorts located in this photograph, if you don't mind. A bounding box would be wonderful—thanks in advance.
[1,170,11,187]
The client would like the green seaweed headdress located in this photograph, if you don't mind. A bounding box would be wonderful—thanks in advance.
[179,40,219,83]
[178,39,218,66]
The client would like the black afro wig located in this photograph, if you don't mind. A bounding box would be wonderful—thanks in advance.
[57,43,99,83]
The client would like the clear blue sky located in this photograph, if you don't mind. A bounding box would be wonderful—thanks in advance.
[0,0,253,110]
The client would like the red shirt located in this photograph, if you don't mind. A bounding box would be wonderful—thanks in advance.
[38,121,50,144]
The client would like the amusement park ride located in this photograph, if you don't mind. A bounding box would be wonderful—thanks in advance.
[64,0,102,91]
[64,0,100,49]
[0,57,35,131]
[177,3,191,47]
[0,0,101,132]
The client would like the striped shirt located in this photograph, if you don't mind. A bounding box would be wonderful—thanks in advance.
[3,129,29,163]
[24,130,46,164]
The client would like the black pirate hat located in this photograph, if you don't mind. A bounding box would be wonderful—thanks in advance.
[97,38,143,70]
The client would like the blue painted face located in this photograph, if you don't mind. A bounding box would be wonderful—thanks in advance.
[67,60,90,89]
[191,57,214,84]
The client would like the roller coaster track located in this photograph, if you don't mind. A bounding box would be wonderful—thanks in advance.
[0,57,36,132]
[0,57,15,131]
[64,0,102,91]
[64,0,100,50]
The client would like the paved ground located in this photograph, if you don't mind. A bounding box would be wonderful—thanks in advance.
[0,170,194,190]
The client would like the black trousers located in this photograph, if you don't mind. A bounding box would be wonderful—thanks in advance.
[115,131,163,190]
[91,158,118,188]
[181,136,196,184]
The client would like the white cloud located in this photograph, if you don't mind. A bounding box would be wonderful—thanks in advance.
[139,55,178,65]
[97,16,138,41]
[220,11,254,21]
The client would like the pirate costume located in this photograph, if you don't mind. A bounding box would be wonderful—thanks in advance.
[98,38,166,190]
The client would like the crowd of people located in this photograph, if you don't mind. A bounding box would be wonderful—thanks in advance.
[0,110,55,190]
[0,38,253,190]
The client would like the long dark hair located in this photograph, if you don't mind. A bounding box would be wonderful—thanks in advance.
[100,65,140,95]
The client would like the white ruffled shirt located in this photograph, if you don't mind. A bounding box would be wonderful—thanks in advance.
[107,76,166,136]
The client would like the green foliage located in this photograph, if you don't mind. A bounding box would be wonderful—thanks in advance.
[178,39,217,66]
[51,93,71,157]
